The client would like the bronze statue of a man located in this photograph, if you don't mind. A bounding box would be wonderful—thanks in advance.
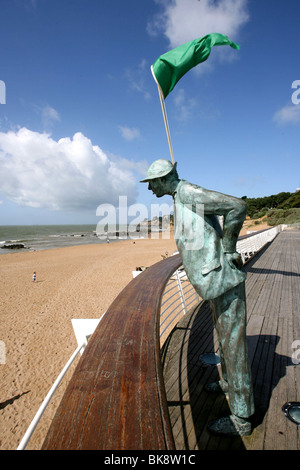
[141,159,255,437]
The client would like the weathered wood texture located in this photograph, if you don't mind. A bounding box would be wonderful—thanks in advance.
[162,230,300,450]
[42,254,182,450]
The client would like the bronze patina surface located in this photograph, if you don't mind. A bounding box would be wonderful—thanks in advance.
[141,159,255,436]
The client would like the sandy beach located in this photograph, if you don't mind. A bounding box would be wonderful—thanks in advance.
[0,237,177,450]
[0,220,269,450]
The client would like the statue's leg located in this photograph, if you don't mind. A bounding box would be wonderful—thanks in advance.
[210,299,227,383]
[207,282,255,436]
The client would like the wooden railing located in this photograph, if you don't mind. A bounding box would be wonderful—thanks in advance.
[237,226,281,263]
[38,226,281,450]
[42,254,182,450]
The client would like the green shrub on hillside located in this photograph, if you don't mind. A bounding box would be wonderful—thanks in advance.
[242,191,300,220]
[266,208,300,225]
[278,191,300,209]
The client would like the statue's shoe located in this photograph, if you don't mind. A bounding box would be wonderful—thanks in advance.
[204,380,228,394]
[207,415,252,437]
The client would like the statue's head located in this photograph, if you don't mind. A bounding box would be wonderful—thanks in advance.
[140,159,178,198]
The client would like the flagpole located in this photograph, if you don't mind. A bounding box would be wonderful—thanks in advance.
[151,65,175,164]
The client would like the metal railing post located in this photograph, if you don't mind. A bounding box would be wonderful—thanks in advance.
[175,269,187,315]
[17,343,84,450]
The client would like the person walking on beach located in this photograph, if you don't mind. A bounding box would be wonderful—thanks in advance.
[140,159,255,437]
[32,272,36,282]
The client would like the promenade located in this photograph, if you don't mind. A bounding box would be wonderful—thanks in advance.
[162,229,300,450]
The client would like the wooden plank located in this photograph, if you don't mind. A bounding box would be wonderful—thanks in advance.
[245,231,299,450]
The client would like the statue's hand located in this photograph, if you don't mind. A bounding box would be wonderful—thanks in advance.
[225,252,243,270]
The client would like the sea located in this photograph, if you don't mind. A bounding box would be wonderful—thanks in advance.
[0,224,133,254]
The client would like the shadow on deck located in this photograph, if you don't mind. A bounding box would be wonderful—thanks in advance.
[162,230,300,450]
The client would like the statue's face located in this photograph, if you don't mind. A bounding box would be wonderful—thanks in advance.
[148,178,166,198]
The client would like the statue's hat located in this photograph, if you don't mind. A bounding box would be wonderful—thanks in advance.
[140,159,177,183]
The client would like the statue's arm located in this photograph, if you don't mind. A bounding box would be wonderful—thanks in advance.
[178,182,247,253]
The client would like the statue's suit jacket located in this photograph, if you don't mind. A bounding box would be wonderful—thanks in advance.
[173,180,247,300]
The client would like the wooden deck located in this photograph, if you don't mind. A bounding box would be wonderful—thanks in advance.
[162,229,300,450]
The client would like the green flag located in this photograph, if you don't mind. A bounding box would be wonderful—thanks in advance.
[151,33,240,99]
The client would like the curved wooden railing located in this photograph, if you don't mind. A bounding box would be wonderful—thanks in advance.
[42,254,182,450]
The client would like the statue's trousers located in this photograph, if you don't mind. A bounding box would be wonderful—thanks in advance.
[209,281,255,418]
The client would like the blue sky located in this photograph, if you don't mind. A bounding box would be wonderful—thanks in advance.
[0,0,299,225]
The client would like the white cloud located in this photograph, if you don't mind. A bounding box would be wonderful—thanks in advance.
[125,59,151,100]
[273,104,300,125]
[112,156,149,176]
[42,105,60,128]
[173,89,197,122]
[148,0,249,70]
[0,128,140,211]
[31,103,60,130]
[118,125,141,141]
